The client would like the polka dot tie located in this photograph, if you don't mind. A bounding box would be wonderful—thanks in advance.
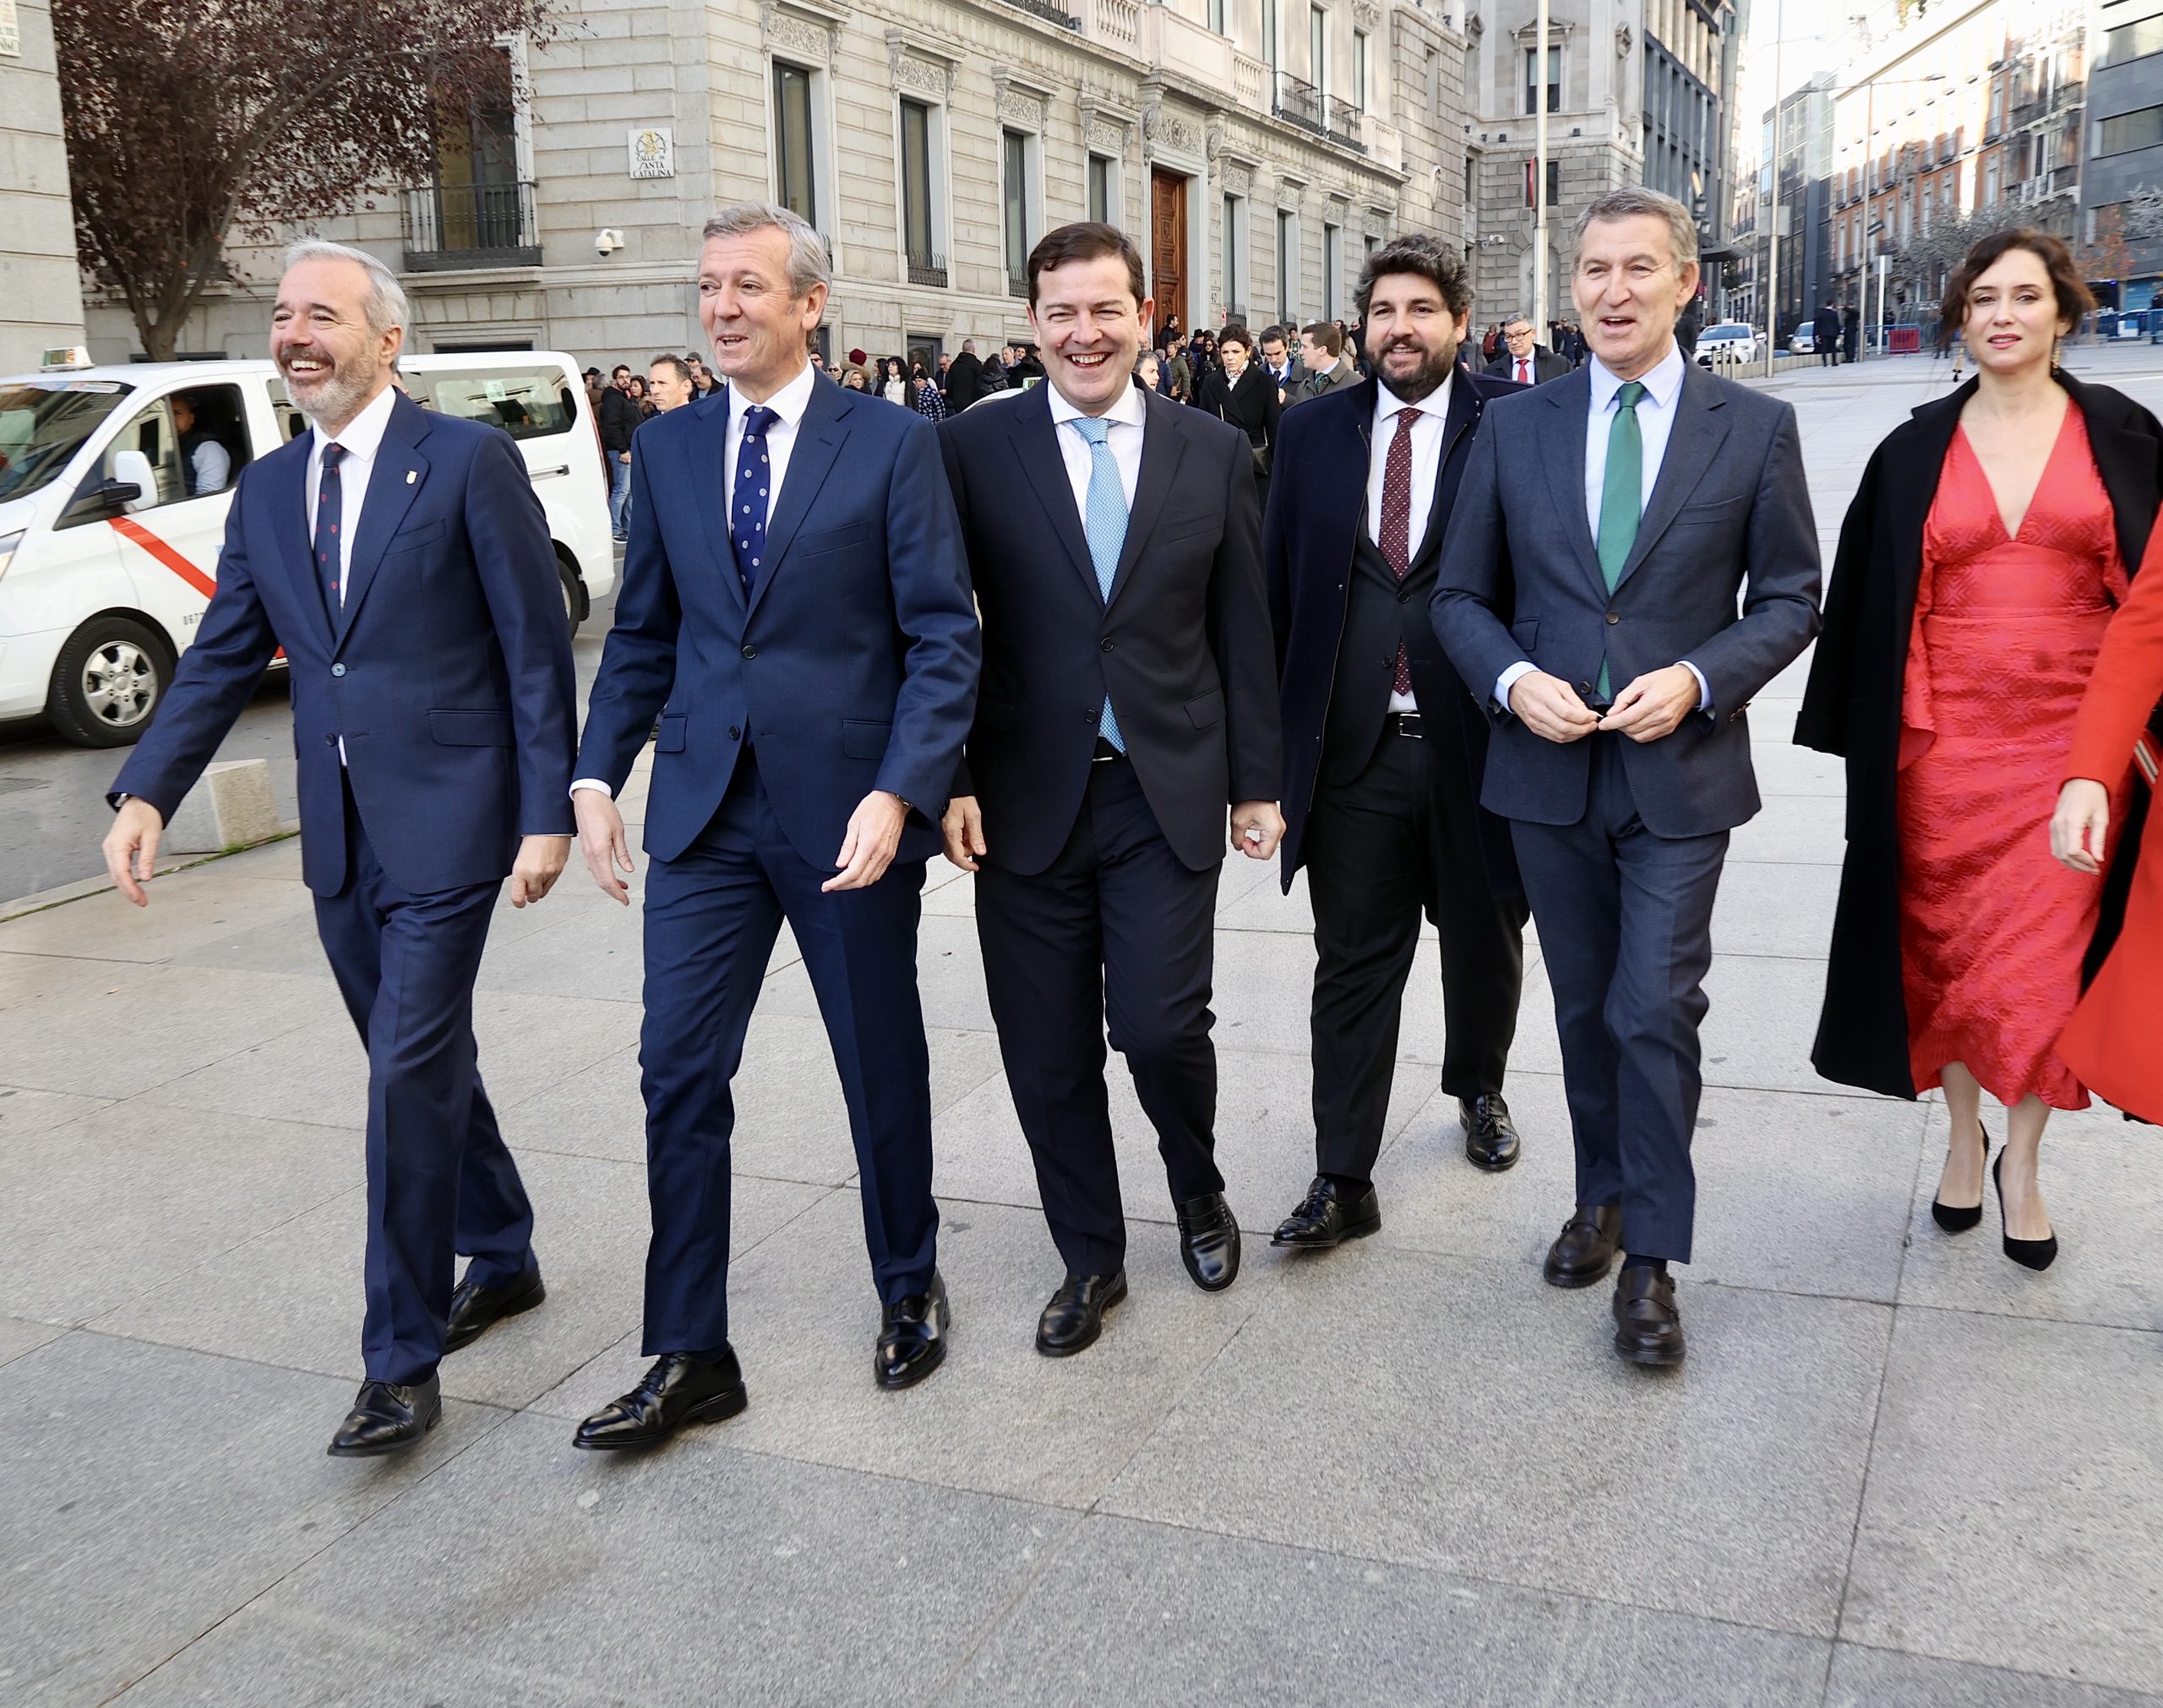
[1379,407,1418,697]
[315,442,347,609]
[729,404,777,599]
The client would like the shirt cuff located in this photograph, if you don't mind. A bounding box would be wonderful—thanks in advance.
[1678,661,1711,712]
[1494,660,1538,714]
[569,779,613,800]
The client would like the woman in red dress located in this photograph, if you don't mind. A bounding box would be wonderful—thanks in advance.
[2053,521,2163,1124]
[1799,231,2163,1271]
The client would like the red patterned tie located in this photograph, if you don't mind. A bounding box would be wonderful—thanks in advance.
[1380,407,1417,697]
[1517,357,1529,384]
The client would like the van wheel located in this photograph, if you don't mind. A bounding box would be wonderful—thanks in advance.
[48,617,173,748]
[559,560,585,638]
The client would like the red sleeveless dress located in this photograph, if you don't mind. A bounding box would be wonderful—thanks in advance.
[1895,407,2131,1109]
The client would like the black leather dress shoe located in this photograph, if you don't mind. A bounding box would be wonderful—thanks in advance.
[444,1266,547,1353]
[327,1374,441,1457]
[1271,1175,1381,1248]
[574,1349,747,1450]
[1036,1272,1127,1357]
[875,1272,950,1390]
[1543,1204,1622,1288]
[1460,1094,1522,1172]
[1612,1266,1686,1367]
[1175,1193,1241,1292]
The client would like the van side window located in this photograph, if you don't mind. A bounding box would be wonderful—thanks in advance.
[405,367,573,440]
[103,385,253,509]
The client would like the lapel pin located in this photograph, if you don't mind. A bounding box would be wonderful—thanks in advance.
[406,470,417,485]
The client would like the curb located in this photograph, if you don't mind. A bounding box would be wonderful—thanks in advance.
[0,826,300,926]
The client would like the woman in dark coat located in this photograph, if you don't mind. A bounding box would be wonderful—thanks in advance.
[1196,324,1280,509]
[1796,238,2161,1262]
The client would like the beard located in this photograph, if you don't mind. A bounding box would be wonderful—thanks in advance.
[281,347,377,430]
[1373,337,1457,403]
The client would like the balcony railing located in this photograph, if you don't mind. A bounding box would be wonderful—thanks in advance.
[401,179,541,271]
[1273,72,1327,137]
[1007,269,1030,299]
[1327,95,1367,152]
[1000,0,1079,29]
[907,250,949,288]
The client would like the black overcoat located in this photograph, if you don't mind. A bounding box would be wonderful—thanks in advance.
[1794,372,2163,1099]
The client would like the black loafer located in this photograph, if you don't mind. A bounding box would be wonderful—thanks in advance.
[1036,1272,1127,1357]
[327,1374,441,1457]
[1175,1193,1241,1292]
[574,1349,747,1450]
[1460,1094,1521,1172]
[875,1272,950,1390]
[1612,1266,1686,1367]
[1543,1204,1621,1288]
[444,1265,547,1353]
[1271,1175,1381,1248]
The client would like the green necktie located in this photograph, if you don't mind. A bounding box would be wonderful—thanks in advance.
[1594,379,1647,699]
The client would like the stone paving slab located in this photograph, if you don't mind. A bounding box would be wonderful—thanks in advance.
[1824,1644,2163,1707]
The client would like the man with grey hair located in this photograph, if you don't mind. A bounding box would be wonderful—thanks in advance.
[104,237,579,1455]
[1432,186,1821,1368]
[1486,313,1570,387]
[568,201,978,1447]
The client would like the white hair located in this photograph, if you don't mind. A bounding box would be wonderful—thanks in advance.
[280,239,410,337]
[701,202,831,296]
[1571,188,1700,270]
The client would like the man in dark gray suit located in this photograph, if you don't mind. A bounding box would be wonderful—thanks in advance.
[1485,315,1571,387]
[1432,188,1821,1368]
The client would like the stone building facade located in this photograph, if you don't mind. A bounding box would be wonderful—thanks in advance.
[0,0,90,373]
[79,0,1468,370]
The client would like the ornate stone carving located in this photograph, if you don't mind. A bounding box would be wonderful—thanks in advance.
[1144,104,1203,156]
[891,52,947,99]
[1087,117,1127,155]
[1352,0,1381,28]
[761,2,835,64]
[1464,10,1483,41]
[1615,23,1633,56]
[992,69,1048,130]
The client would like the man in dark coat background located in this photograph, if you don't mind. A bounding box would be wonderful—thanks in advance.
[1813,302,1843,367]
[945,339,985,411]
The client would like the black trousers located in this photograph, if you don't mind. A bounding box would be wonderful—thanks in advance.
[1509,734,1727,1264]
[1305,725,1529,1183]
[976,756,1223,1276]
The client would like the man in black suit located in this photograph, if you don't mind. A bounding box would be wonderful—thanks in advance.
[1266,237,1532,1251]
[940,222,1283,1357]
[945,339,985,411]
[1487,314,1571,387]
[1813,302,1842,367]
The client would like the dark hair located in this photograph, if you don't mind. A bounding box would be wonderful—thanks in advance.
[1258,324,1289,348]
[648,354,693,386]
[1942,228,2095,336]
[611,364,630,378]
[1217,324,1255,354]
[1354,234,1472,323]
[1300,320,1344,358]
[1027,221,1147,309]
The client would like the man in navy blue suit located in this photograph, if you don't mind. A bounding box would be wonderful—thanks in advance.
[103,240,578,1455]
[566,204,979,1450]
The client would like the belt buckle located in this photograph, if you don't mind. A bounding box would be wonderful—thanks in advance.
[1394,711,1424,738]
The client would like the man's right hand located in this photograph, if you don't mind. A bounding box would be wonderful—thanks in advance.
[941,796,987,873]
[1508,671,1602,743]
[103,797,166,907]
[575,788,636,905]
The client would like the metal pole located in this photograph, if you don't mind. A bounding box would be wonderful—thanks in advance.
[1764,0,1783,378]
[1534,0,1550,338]
[1862,79,1875,362]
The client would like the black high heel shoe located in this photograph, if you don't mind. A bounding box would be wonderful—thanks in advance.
[1931,1123,1991,1233]
[1991,1152,2058,1271]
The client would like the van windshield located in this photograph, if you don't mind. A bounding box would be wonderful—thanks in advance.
[0,380,133,503]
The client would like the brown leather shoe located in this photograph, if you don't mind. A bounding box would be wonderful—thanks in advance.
[1612,1265,1686,1367]
[1543,1204,1621,1288]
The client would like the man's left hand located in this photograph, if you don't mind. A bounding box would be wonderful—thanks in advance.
[1599,665,1703,742]
[1230,800,1286,861]
[509,835,572,907]
[825,791,908,891]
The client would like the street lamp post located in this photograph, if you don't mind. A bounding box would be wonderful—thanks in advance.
[1763,0,1784,378]
[1534,0,1550,338]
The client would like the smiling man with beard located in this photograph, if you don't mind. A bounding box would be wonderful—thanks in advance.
[1266,235,1534,1254]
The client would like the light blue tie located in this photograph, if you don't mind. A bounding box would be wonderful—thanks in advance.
[1069,416,1126,753]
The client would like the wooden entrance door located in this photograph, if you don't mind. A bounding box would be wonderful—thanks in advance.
[1151,170,1187,335]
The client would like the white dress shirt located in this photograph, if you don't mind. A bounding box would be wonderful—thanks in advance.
[1494,340,1708,714]
[188,437,233,495]
[1369,373,1452,713]
[307,382,400,607]
[573,361,820,801]
[1046,377,1147,512]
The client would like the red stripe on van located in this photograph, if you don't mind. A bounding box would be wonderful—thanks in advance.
[108,515,216,599]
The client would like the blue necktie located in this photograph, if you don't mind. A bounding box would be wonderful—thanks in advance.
[1068,416,1126,753]
[314,442,346,612]
[729,404,777,598]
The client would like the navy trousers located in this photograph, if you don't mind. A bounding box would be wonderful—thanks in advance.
[1508,734,1727,1264]
[974,755,1223,1277]
[638,754,936,1356]
[315,780,536,1387]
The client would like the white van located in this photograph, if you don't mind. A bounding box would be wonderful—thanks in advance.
[0,350,614,747]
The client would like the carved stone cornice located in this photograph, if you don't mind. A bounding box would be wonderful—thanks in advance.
[761,1,839,66]
[991,67,1051,129]
[1141,98,1204,160]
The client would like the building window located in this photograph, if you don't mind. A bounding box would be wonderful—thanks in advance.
[774,62,817,226]
[1263,0,1278,69]
[1208,0,1226,33]
[899,98,944,287]
[1310,5,1328,101]
[1354,30,1370,112]
[2104,14,2163,67]
[1524,44,1560,116]
[1003,128,1036,295]
[1524,158,1560,206]
[1322,222,1342,318]
[2098,106,2163,155]
[1276,208,1298,322]
[1088,154,1116,225]
[1222,193,1245,313]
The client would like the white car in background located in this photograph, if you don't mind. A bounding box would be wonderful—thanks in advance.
[0,349,613,747]
[1694,324,1761,367]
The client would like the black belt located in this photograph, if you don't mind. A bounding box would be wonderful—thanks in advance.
[1092,737,1128,763]
[1385,711,1424,739]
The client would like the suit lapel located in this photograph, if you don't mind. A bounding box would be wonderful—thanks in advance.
[1888,387,1965,639]
[264,438,331,650]
[1013,382,1103,603]
[1541,369,1608,598]
[1615,364,1730,590]
[334,391,430,649]
[1108,392,1187,607]
[746,374,848,618]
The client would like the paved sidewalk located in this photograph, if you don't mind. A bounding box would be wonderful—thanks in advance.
[3,348,2161,1705]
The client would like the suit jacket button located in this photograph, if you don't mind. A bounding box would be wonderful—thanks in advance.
[1101,639,1114,652]
[1605,612,1620,625]
[330,662,346,676]
[1577,682,1594,695]
[729,726,742,740]
[324,734,336,746]
[741,645,756,660]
